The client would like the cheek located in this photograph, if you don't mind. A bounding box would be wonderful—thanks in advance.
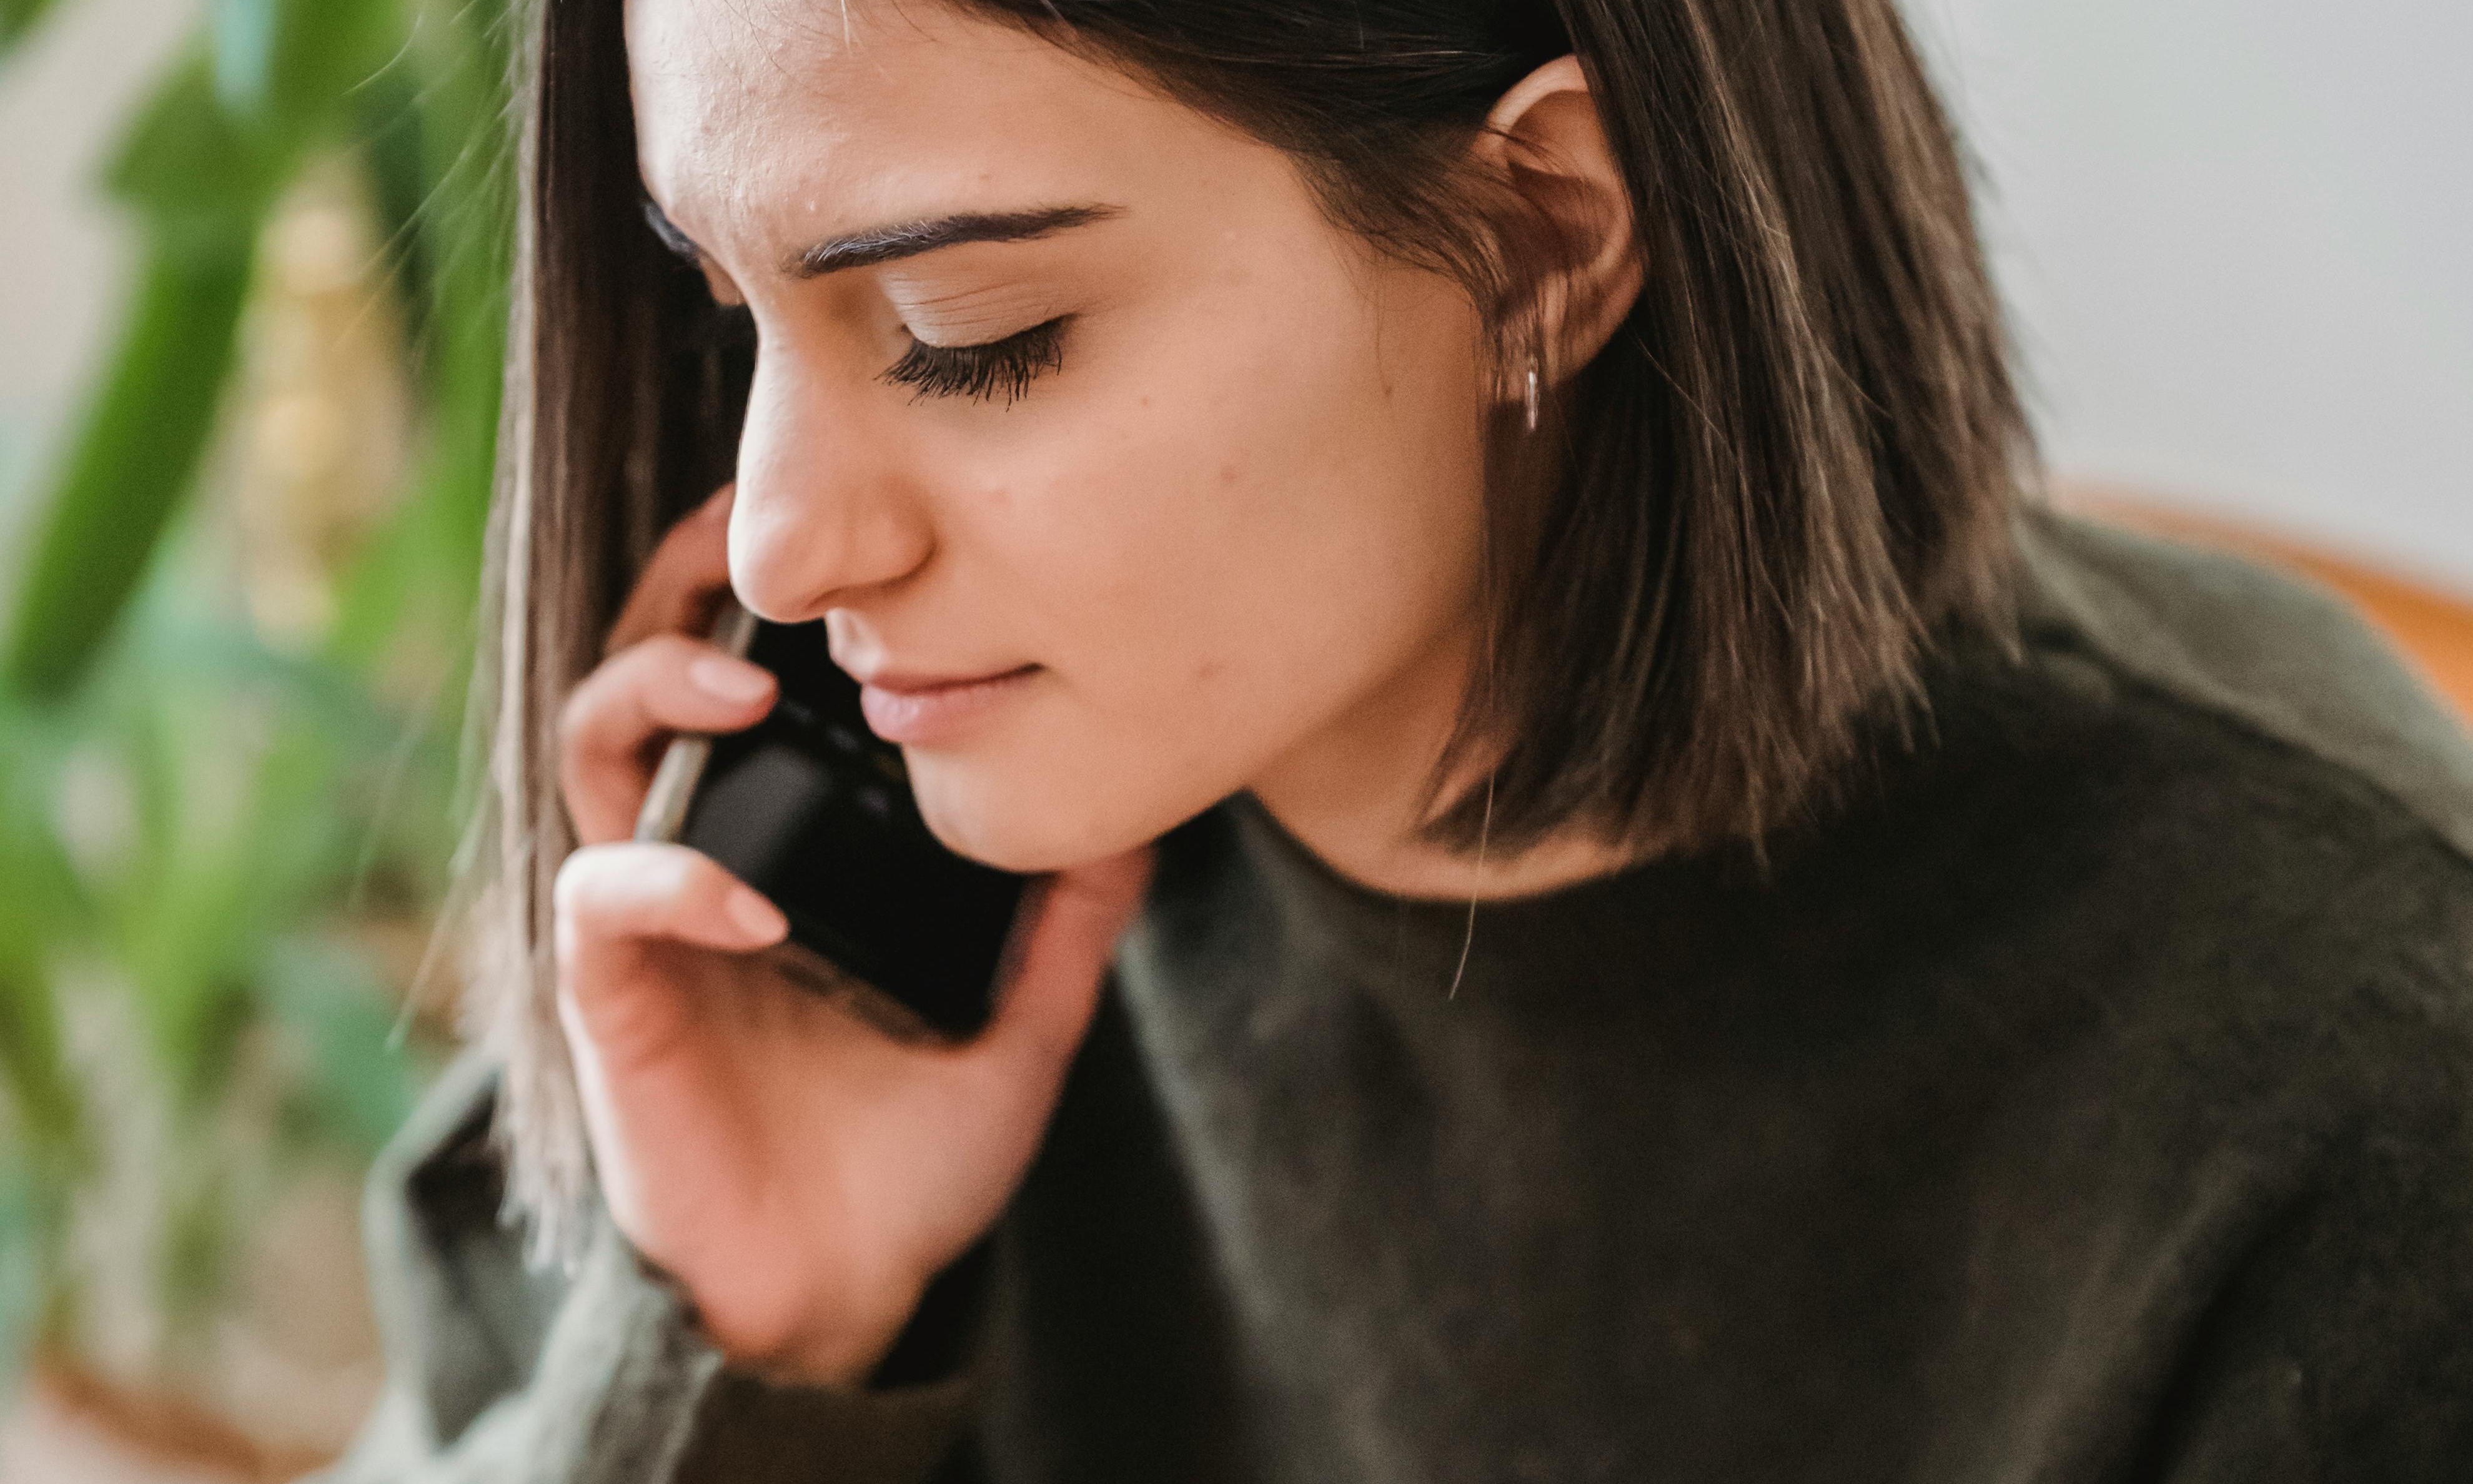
[910,264,1489,869]
[1099,270,1487,696]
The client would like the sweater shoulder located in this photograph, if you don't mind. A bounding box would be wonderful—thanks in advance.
[2009,503,2473,868]
[1900,508,2473,1148]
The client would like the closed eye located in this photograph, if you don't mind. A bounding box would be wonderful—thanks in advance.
[686,268,1068,410]
[878,316,1071,407]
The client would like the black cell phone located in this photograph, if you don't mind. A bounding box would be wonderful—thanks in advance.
[634,601,1028,1040]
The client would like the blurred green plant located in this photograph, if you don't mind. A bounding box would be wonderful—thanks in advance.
[0,0,515,1392]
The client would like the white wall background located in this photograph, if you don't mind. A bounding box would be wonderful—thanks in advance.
[3,0,2468,586]
[1905,0,2469,586]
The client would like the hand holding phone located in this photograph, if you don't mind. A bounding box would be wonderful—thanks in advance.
[551,489,1154,1385]
[633,598,1027,1041]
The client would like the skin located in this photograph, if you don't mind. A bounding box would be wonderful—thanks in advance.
[555,0,1644,1386]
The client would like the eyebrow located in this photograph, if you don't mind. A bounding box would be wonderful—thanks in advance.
[642,197,1124,278]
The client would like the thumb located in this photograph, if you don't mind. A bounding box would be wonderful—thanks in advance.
[978,844,1157,1076]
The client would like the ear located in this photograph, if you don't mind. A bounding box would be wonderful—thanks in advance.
[1471,56,1645,402]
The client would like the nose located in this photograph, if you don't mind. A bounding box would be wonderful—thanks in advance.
[726,344,934,625]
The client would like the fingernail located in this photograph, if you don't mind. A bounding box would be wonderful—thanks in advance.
[690,656,772,704]
[727,887,787,942]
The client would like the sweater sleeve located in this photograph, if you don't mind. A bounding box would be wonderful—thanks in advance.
[2141,1023,2473,1482]
[295,1050,982,1484]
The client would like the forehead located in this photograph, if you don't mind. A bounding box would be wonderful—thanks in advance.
[625,0,1149,247]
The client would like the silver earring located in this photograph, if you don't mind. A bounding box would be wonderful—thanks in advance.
[1523,360,1541,433]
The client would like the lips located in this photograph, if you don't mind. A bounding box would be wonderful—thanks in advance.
[854,663,1036,696]
[855,663,1041,744]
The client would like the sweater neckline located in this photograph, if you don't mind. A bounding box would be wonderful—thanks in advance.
[1216,787,1723,938]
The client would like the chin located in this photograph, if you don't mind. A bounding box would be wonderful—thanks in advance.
[907,761,1129,875]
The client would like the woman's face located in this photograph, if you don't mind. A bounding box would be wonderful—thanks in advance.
[627,0,1494,872]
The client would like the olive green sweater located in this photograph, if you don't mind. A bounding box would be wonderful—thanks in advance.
[305,507,2473,1483]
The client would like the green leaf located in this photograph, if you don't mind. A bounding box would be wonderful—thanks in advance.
[0,0,71,59]
[350,56,435,339]
[112,0,411,224]
[332,0,510,674]
[104,47,286,225]
[2,229,256,698]
[113,711,334,1106]
[213,0,404,134]
[0,0,507,1365]
[0,701,92,1182]
[0,705,89,932]
[0,1159,69,1386]
[0,950,84,1169]
[259,936,426,1155]
[156,1153,231,1337]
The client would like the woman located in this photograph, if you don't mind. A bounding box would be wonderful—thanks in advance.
[315,0,2473,1479]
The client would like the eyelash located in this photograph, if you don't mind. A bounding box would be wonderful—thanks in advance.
[708,303,1069,408]
[879,316,1070,407]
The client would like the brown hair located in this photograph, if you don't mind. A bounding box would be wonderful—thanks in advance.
[471,0,2034,1257]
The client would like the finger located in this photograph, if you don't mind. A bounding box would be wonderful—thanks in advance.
[555,841,788,962]
[607,485,736,655]
[560,634,778,843]
[975,845,1156,1080]
[553,842,789,1052]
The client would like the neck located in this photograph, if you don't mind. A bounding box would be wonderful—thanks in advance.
[1243,620,1647,903]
